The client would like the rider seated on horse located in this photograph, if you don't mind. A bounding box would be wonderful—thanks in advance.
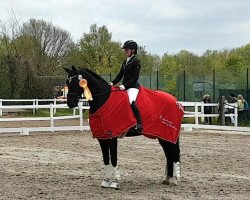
[109,40,143,132]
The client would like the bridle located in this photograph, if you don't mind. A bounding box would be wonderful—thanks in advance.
[66,75,122,101]
[66,75,83,100]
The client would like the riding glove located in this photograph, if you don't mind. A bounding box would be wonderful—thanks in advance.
[119,85,125,90]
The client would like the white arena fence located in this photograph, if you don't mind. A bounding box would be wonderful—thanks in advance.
[0,99,249,135]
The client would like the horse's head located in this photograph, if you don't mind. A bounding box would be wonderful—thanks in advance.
[64,66,84,108]
[64,66,110,110]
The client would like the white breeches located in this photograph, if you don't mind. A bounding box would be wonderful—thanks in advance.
[127,88,139,105]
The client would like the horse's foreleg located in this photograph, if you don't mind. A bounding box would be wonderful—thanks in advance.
[98,138,120,189]
[109,138,120,189]
[159,138,180,185]
[98,139,113,188]
[109,138,118,167]
[98,139,110,165]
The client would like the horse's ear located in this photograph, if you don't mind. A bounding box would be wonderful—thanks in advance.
[63,67,71,74]
[72,66,78,73]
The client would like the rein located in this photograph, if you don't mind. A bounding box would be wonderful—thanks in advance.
[67,87,123,100]
[92,87,122,98]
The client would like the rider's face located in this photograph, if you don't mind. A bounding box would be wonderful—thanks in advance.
[124,48,134,57]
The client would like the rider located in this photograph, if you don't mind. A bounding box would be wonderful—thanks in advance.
[109,40,143,132]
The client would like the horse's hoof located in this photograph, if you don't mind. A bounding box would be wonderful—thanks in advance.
[163,177,178,186]
[109,179,120,190]
[101,179,111,188]
[162,180,170,185]
[171,178,178,186]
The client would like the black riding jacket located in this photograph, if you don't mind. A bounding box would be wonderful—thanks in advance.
[112,56,141,89]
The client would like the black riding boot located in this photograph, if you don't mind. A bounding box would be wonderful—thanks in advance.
[130,101,143,132]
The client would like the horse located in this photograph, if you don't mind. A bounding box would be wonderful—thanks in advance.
[64,66,184,189]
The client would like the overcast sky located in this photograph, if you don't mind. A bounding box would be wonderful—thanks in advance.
[1,0,250,56]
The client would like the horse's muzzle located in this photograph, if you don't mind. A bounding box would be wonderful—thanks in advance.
[67,93,80,108]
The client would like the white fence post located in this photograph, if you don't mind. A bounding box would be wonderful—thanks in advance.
[50,103,54,129]
[53,99,57,115]
[33,99,36,114]
[79,101,83,128]
[234,102,238,127]
[36,99,39,113]
[201,101,204,123]
[195,102,199,125]
[0,99,2,117]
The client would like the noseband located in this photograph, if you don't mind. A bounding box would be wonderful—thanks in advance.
[66,75,83,100]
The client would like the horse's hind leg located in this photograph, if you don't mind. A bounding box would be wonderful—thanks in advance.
[159,138,180,185]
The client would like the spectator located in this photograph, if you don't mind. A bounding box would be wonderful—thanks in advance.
[202,94,212,125]
[223,97,232,125]
[237,94,247,123]
[243,98,249,120]
[217,95,230,125]
[228,93,237,124]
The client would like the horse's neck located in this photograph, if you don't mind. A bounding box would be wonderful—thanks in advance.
[87,79,111,113]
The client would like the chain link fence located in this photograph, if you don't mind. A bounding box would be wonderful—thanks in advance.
[1,68,249,106]
[176,68,249,104]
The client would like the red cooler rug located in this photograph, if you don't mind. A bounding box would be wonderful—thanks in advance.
[89,86,184,144]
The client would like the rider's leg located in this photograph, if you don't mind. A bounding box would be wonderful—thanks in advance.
[127,88,143,132]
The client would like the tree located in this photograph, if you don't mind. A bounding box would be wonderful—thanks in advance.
[76,24,124,74]
[137,46,160,75]
[160,53,182,95]
[21,18,74,76]
[0,17,74,98]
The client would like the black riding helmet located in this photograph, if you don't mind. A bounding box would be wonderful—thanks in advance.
[122,40,138,54]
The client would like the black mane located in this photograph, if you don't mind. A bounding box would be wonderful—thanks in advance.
[82,67,108,85]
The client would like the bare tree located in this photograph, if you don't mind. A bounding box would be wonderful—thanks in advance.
[0,14,74,98]
[21,18,74,75]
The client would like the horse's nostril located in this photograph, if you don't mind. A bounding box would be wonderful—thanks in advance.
[67,102,73,108]
[67,100,78,109]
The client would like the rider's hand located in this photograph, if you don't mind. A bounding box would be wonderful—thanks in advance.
[119,85,125,90]
[109,82,113,86]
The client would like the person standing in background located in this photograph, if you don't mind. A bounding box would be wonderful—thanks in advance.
[202,94,212,125]
[237,94,247,123]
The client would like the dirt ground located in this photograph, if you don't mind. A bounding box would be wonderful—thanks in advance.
[0,120,249,200]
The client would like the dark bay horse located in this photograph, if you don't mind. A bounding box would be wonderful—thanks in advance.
[64,66,182,189]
